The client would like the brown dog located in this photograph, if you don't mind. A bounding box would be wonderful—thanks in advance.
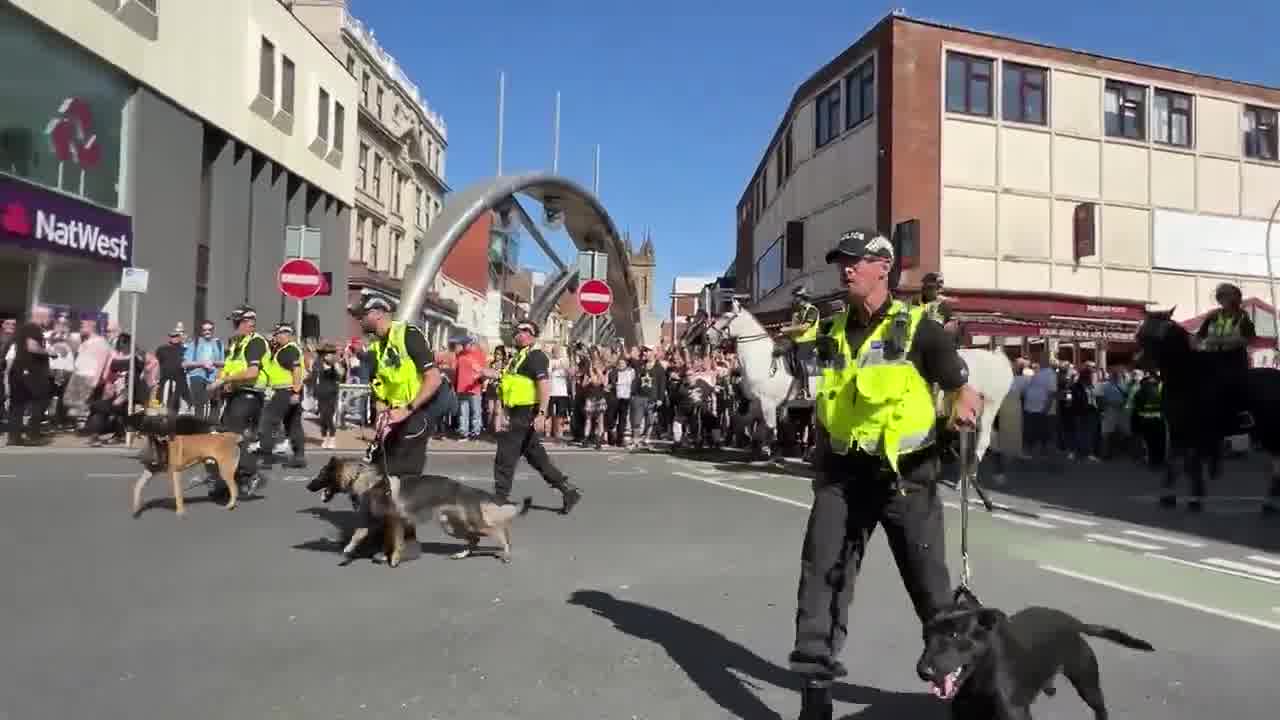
[129,415,243,516]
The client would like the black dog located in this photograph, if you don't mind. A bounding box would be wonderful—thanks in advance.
[917,599,1153,719]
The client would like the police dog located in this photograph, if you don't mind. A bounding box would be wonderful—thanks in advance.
[917,596,1154,719]
[305,457,533,567]
[126,414,244,516]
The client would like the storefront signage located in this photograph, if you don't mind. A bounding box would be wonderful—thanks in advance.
[1037,326,1135,342]
[949,292,1146,321]
[0,174,131,265]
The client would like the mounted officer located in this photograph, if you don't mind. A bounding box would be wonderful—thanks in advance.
[776,286,820,399]
[917,272,958,343]
[1196,282,1255,427]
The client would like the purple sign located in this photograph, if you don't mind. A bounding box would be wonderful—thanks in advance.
[0,174,132,266]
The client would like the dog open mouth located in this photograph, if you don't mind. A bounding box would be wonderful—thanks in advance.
[928,666,964,700]
[320,487,336,503]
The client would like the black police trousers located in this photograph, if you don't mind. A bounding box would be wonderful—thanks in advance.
[789,444,952,680]
[258,389,305,463]
[209,390,264,488]
[494,405,567,498]
[370,405,433,478]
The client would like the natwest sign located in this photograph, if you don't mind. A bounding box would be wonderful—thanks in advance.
[0,174,132,265]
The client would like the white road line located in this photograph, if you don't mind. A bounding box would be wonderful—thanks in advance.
[1039,564,1280,633]
[1122,529,1206,548]
[1202,558,1280,581]
[995,515,1057,529]
[0,474,14,478]
[966,498,1018,512]
[86,473,139,478]
[1146,554,1280,586]
[670,471,810,510]
[1248,554,1280,568]
[1085,533,1164,551]
[1037,512,1100,527]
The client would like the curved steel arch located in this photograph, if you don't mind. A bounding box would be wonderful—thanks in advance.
[396,173,646,346]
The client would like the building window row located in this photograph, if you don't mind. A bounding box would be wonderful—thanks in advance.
[945,50,1277,159]
[815,57,876,150]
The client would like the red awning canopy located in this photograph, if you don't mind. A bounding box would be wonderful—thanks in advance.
[942,288,1146,343]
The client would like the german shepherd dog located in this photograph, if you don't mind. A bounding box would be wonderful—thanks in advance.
[126,414,245,516]
[917,594,1154,719]
[305,457,533,567]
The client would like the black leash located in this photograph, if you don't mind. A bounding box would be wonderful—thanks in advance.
[954,427,995,605]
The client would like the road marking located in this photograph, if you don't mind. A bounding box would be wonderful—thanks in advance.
[1039,564,1280,633]
[1037,512,1100,527]
[671,471,810,510]
[1201,558,1280,581]
[993,514,1057,529]
[1122,529,1206,548]
[1146,554,1280,586]
[607,468,647,476]
[87,472,139,478]
[966,498,1018,512]
[1248,554,1280,568]
[1085,533,1164,551]
[0,474,14,478]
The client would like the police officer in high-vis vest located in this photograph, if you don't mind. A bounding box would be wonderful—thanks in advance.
[1127,371,1165,469]
[205,305,270,498]
[485,318,582,513]
[778,286,820,399]
[790,228,981,720]
[257,322,307,470]
[1196,282,1255,427]
[918,272,958,341]
[349,296,443,479]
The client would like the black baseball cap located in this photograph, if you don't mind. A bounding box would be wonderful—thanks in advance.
[824,228,894,264]
[348,295,394,316]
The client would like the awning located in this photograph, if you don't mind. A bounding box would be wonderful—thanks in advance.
[960,313,1138,342]
[946,288,1146,343]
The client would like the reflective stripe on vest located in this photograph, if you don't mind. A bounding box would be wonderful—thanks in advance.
[923,300,946,325]
[263,341,300,389]
[1210,312,1241,338]
[1136,381,1162,419]
[792,303,820,343]
[218,333,268,390]
[815,301,937,475]
[370,321,423,409]
[500,347,538,408]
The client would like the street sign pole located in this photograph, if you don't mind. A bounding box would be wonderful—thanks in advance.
[120,267,150,448]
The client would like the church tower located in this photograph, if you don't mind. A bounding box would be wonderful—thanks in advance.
[627,230,657,310]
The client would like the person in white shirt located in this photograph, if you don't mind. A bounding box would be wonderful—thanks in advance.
[548,346,571,440]
[1021,357,1059,458]
[611,356,635,446]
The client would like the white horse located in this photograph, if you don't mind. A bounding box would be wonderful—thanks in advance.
[706,302,1014,462]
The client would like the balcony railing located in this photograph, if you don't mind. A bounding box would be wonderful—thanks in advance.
[342,11,447,140]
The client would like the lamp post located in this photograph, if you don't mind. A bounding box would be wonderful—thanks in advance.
[1267,196,1280,355]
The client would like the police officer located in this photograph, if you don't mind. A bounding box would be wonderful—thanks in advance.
[778,286,820,399]
[350,296,443,480]
[1127,371,1165,470]
[205,305,270,497]
[486,318,582,513]
[1197,282,1255,427]
[790,228,980,720]
[918,272,959,339]
[257,322,307,470]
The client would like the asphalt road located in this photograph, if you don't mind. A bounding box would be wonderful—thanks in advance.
[1,446,1277,720]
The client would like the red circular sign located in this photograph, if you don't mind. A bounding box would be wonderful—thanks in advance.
[578,279,613,316]
[278,258,324,300]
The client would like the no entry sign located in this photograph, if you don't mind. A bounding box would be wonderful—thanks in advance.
[278,258,324,300]
[578,278,613,316]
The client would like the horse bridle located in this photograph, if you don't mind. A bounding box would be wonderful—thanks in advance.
[705,311,771,348]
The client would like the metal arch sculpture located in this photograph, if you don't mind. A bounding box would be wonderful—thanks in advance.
[395,172,647,346]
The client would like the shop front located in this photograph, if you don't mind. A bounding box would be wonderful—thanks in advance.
[948,289,1148,367]
[0,173,132,326]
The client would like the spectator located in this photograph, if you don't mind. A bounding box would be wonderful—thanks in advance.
[183,320,224,421]
[8,305,54,445]
[309,342,344,448]
[454,337,486,440]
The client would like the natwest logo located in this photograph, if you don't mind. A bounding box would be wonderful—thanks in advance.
[34,210,130,261]
[2,202,32,237]
[0,174,133,266]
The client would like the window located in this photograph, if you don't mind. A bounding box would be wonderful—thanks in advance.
[783,125,793,178]
[945,52,993,116]
[1105,80,1146,140]
[1152,89,1192,147]
[361,72,370,107]
[814,83,841,148]
[317,87,330,141]
[355,213,367,262]
[281,56,295,114]
[372,154,382,198]
[391,230,402,276]
[358,143,369,188]
[845,59,875,128]
[775,143,784,190]
[754,236,784,299]
[370,221,382,268]
[346,54,356,74]
[391,170,401,213]
[1244,106,1277,161]
[376,86,384,118]
[259,38,275,101]
[416,185,425,227]
[1001,61,1046,125]
[761,166,768,208]
[333,102,345,150]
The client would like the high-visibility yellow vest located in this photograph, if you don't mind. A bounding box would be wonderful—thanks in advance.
[790,302,820,343]
[921,299,947,325]
[1129,380,1162,419]
[1210,312,1241,338]
[369,321,422,409]
[815,300,937,475]
[500,346,538,408]
[262,341,301,389]
[218,333,268,390]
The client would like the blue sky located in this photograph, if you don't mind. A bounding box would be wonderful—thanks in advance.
[352,0,1278,317]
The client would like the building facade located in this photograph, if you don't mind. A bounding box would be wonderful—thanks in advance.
[735,13,1280,357]
[3,0,357,345]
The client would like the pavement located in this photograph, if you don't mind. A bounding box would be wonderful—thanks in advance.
[1,446,1278,720]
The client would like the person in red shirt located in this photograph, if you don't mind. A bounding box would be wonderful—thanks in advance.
[454,337,487,440]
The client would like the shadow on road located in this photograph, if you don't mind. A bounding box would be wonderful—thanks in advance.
[133,493,265,516]
[567,590,943,720]
[970,455,1280,554]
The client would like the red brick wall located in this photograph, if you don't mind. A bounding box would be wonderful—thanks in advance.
[441,211,492,296]
[672,296,698,318]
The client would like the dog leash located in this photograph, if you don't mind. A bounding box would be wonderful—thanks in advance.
[957,428,975,593]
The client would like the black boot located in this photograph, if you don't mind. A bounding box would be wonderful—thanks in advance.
[557,480,583,515]
[798,679,833,720]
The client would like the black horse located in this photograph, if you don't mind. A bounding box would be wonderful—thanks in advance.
[1134,310,1279,513]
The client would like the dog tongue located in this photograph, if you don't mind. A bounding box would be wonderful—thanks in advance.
[928,675,957,700]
